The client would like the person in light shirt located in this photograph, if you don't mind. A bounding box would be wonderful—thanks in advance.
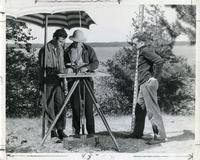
[38,28,68,142]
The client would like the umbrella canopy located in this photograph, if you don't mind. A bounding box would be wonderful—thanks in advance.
[6,10,95,29]
[6,0,120,18]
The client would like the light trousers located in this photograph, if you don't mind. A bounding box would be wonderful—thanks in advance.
[137,79,166,138]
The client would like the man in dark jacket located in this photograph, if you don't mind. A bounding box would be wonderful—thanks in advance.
[64,30,99,137]
[38,28,68,141]
[130,34,167,144]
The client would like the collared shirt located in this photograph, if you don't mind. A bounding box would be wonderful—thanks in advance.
[38,40,65,84]
[39,40,65,73]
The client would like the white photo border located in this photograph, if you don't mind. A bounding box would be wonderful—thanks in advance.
[1,0,199,159]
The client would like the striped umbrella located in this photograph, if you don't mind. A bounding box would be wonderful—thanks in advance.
[6,10,95,29]
[6,10,95,140]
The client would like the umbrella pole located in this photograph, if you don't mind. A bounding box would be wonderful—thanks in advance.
[79,11,82,27]
[42,15,48,139]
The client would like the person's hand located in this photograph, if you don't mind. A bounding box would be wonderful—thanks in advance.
[80,67,88,73]
[63,68,69,74]
[148,77,157,83]
[68,68,73,73]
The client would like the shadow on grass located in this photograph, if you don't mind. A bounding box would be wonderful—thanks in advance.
[94,129,194,152]
[96,131,130,138]
[6,130,194,153]
[167,130,194,142]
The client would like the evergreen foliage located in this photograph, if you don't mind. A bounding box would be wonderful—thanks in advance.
[97,5,195,115]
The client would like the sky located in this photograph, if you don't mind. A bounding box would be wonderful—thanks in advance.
[28,5,189,43]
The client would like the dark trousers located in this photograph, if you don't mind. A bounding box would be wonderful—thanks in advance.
[46,83,66,130]
[68,78,95,134]
[133,103,147,137]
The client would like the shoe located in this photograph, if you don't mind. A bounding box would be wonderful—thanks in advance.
[87,134,94,138]
[75,130,80,135]
[146,137,167,145]
[141,135,153,141]
[51,137,62,143]
[128,133,143,139]
[55,139,62,143]
[57,129,68,140]
[73,134,81,138]
[124,134,143,139]
[51,130,58,138]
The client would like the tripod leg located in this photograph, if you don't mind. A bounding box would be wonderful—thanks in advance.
[82,83,86,135]
[41,82,48,138]
[42,108,45,138]
[83,79,120,151]
[78,82,84,135]
[79,80,86,135]
[41,80,80,145]
[42,110,54,138]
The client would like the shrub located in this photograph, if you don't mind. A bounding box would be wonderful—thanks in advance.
[96,46,194,115]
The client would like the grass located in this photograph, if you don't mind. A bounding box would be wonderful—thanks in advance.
[6,114,195,153]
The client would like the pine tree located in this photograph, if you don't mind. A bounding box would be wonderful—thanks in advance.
[167,5,196,44]
[98,5,195,115]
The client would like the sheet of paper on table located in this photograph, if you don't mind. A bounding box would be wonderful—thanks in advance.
[57,72,110,78]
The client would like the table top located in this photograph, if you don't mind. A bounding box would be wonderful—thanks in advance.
[58,72,110,78]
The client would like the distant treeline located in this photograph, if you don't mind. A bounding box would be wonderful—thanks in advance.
[7,42,128,48]
[7,41,193,49]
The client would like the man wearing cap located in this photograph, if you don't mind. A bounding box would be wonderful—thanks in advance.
[38,28,68,142]
[64,30,99,137]
[130,34,167,145]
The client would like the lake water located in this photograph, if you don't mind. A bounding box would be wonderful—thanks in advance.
[34,44,195,66]
[94,45,195,66]
[172,45,195,66]
[93,47,124,62]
